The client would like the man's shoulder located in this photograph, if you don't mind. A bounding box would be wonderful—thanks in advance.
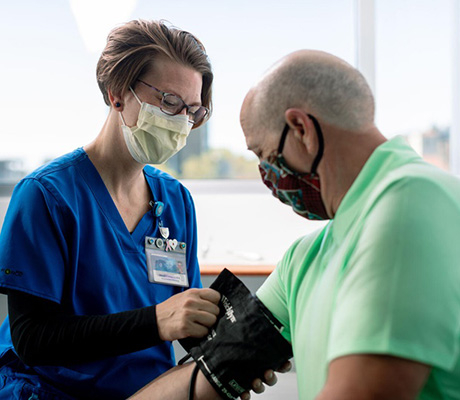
[366,137,460,202]
[360,160,460,241]
[377,160,460,205]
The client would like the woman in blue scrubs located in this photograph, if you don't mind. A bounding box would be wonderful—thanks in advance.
[0,19,220,399]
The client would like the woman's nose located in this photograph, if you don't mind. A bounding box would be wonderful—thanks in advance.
[178,106,189,116]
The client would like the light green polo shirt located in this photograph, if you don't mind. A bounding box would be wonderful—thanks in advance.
[257,136,460,399]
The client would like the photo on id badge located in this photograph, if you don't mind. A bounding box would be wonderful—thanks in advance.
[145,236,189,287]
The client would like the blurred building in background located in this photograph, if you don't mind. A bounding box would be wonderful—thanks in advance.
[166,124,209,176]
[0,160,26,184]
[160,123,260,179]
[0,125,452,183]
[405,126,450,171]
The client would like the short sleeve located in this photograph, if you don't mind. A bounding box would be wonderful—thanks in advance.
[257,261,292,343]
[183,189,202,290]
[329,177,460,371]
[0,178,68,302]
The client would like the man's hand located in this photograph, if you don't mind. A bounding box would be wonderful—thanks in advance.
[240,361,292,400]
[156,288,221,341]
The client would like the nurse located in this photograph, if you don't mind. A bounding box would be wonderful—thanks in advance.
[0,19,220,399]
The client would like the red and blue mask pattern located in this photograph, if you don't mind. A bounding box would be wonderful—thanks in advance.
[258,115,329,220]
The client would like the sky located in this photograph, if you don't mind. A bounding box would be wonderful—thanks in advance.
[0,0,454,170]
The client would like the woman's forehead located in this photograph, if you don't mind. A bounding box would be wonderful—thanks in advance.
[142,57,202,103]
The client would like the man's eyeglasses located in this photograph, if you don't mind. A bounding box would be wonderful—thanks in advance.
[137,79,209,125]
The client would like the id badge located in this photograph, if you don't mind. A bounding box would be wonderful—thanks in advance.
[145,236,189,287]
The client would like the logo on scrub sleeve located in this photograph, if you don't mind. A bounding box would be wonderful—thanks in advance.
[1,268,23,277]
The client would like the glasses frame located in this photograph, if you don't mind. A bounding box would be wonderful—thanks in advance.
[136,79,209,125]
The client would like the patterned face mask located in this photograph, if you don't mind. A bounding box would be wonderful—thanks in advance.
[258,115,329,220]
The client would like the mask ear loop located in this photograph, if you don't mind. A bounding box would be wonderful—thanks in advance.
[130,86,143,105]
[277,124,290,154]
[307,114,324,175]
[277,117,324,175]
[119,87,142,126]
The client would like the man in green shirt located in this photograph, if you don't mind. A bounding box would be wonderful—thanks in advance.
[241,49,460,399]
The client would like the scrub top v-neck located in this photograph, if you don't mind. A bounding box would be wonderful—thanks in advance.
[77,155,155,251]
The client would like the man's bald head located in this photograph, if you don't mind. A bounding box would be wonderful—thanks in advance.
[241,50,375,138]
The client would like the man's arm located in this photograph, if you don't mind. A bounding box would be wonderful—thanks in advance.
[316,354,430,400]
[128,362,220,400]
[128,361,289,400]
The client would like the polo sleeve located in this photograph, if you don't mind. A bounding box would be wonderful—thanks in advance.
[329,177,460,371]
[0,178,68,303]
[256,254,291,342]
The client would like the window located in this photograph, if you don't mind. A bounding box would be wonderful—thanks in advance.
[0,0,354,180]
[375,0,453,171]
[7,1,457,267]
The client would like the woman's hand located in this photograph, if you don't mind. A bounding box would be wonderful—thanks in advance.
[156,288,221,341]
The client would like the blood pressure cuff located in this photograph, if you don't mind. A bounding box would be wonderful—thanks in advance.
[179,268,293,399]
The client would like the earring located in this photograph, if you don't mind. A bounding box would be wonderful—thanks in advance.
[115,102,121,108]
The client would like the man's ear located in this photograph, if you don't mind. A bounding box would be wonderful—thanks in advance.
[108,89,124,111]
[284,108,317,156]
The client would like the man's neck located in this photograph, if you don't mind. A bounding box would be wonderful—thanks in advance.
[320,124,387,218]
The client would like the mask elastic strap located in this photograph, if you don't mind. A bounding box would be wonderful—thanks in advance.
[119,87,142,126]
[277,124,290,154]
[307,114,324,175]
[130,87,142,105]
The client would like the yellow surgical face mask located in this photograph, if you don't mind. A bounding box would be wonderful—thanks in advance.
[120,88,192,164]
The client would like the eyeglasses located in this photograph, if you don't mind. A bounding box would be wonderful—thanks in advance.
[137,79,209,125]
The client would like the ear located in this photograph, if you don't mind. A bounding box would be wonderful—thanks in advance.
[284,108,317,156]
[108,89,124,111]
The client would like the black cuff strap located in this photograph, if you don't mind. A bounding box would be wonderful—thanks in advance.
[180,269,293,399]
[188,363,200,400]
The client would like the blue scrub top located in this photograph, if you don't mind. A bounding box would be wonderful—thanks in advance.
[0,148,202,399]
